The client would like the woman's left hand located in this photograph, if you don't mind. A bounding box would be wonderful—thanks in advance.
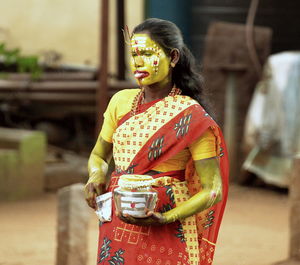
[116,210,167,226]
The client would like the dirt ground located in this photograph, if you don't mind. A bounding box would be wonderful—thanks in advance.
[0,184,289,265]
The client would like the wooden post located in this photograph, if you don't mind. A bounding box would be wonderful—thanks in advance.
[289,159,300,260]
[96,0,109,135]
[224,71,238,182]
[274,158,300,265]
[116,0,125,81]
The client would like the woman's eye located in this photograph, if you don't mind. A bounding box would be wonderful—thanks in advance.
[144,53,152,56]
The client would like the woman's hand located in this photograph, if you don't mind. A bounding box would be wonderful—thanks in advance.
[116,210,167,226]
[85,136,112,209]
[84,178,105,209]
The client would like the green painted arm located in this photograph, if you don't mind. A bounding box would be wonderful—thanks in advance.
[162,157,222,223]
[84,136,113,209]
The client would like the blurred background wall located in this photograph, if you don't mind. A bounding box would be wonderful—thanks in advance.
[145,0,300,60]
[1,0,299,71]
[0,0,144,75]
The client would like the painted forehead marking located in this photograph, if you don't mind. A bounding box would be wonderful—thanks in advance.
[131,35,161,55]
[131,36,147,48]
[131,35,159,48]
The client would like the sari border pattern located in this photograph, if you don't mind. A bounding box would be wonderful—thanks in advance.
[112,95,198,175]
[103,94,229,265]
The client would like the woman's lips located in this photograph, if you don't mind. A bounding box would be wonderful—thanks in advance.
[134,71,149,79]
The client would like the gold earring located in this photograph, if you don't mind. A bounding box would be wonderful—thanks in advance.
[170,62,175,68]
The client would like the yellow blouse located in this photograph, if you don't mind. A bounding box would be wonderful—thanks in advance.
[100,89,217,171]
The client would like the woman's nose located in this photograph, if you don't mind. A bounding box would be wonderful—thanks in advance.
[134,56,144,67]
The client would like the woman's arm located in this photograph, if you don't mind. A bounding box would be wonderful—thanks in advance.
[84,136,113,209]
[162,157,222,223]
[117,156,222,225]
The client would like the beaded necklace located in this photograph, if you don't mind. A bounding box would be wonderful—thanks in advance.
[130,86,182,117]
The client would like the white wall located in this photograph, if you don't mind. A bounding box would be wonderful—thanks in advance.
[0,0,144,75]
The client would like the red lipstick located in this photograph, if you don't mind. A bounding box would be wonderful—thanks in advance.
[134,71,149,79]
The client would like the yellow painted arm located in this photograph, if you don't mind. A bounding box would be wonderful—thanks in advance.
[84,136,113,209]
[162,157,222,223]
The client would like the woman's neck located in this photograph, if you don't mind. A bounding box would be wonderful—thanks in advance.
[143,80,173,103]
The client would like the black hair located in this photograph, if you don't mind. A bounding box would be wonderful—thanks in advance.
[132,18,213,114]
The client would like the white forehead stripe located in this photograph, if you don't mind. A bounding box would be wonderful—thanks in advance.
[131,36,148,48]
[132,44,146,48]
[134,36,147,42]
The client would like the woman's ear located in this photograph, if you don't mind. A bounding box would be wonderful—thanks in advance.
[170,48,180,67]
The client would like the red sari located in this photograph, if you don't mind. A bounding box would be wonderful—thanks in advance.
[97,95,229,265]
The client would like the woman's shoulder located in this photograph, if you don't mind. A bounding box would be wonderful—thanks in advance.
[107,88,140,116]
[112,88,140,101]
[175,95,199,106]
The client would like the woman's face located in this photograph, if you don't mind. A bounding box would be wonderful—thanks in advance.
[130,33,171,86]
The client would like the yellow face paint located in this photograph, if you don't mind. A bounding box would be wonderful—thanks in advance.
[130,33,171,86]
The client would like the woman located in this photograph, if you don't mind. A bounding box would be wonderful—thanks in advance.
[85,18,229,265]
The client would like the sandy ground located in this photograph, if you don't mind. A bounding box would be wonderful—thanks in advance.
[0,184,289,265]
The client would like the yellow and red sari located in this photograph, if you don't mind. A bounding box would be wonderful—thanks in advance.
[97,95,229,265]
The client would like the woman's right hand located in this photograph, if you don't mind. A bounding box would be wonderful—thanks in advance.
[85,136,112,209]
[84,174,106,209]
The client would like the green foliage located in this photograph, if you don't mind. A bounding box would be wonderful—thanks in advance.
[0,42,42,80]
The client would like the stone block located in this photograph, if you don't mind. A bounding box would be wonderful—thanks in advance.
[56,183,90,265]
[44,153,88,191]
[0,149,19,198]
[290,159,300,202]
[290,201,300,259]
[0,127,46,200]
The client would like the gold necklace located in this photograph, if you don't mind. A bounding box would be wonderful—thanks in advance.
[130,86,182,116]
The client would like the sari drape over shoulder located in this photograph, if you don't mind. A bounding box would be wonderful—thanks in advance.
[97,95,229,265]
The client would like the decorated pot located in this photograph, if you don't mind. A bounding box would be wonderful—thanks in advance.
[113,174,158,218]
